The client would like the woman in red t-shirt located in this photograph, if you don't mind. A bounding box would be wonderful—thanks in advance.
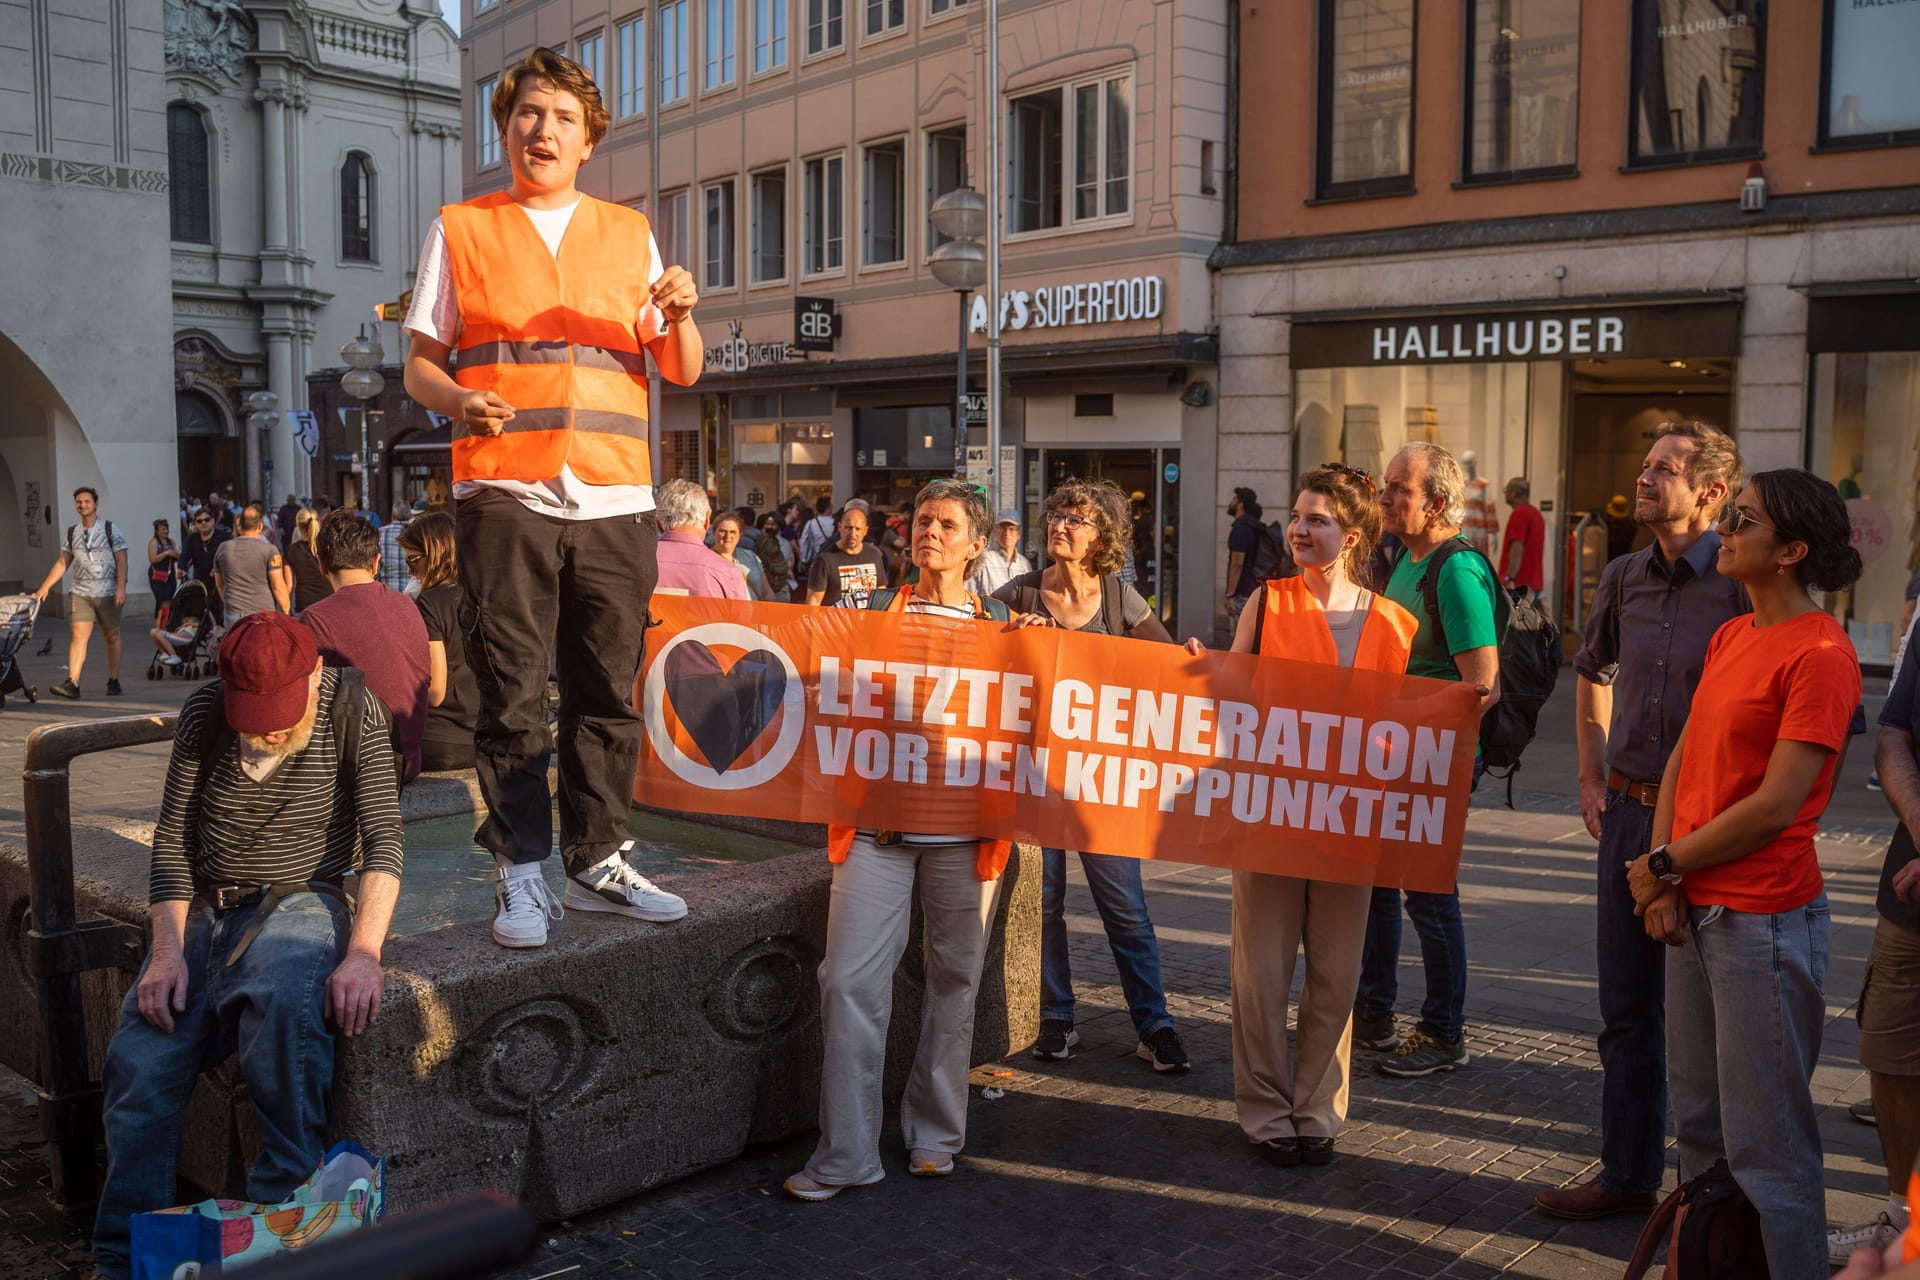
[1626,469,1862,1277]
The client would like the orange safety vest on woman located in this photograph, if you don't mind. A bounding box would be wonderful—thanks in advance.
[826,585,1014,881]
[1258,575,1419,675]
[440,191,654,486]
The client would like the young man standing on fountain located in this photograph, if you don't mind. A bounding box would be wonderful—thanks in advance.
[403,47,702,948]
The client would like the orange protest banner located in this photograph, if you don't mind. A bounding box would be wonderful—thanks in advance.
[635,597,1484,892]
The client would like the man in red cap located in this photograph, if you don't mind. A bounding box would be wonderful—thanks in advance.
[89,613,404,1280]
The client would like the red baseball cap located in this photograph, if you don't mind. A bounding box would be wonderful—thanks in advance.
[220,613,319,733]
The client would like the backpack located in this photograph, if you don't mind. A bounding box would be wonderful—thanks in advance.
[196,667,369,816]
[1622,1160,1769,1280]
[67,520,119,567]
[1403,538,1561,807]
[868,586,1012,624]
[1247,520,1296,586]
[1000,570,1128,636]
[755,529,791,586]
[796,515,835,584]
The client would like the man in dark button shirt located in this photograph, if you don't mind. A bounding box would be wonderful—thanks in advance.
[1225,487,1263,618]
[180,507,230,616]
[1534,420,1746,1221]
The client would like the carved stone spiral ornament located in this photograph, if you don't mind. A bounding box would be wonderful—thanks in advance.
[701,938,817,1043]
[458,996,612,1118]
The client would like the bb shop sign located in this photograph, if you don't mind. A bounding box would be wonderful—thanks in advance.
[970,275,1165,333]
[1290,303,1742,368]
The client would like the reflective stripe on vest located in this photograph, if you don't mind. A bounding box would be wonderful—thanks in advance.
[441,191,654,486]
[1257,576,1419,674]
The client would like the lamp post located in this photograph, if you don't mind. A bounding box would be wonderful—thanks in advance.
[244,390,280,501]
[928,185,988,481]
[339,325,386,513]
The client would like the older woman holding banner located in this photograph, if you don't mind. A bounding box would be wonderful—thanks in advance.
[784,478,1015,1202]
[1205,463,1420,1166]
[994,478,1193,1074]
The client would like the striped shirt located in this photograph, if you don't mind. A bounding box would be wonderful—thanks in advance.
[150,668,406,903]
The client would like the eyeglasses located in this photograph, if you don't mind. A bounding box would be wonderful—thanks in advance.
[1044,512,1093,532]
[194,518,213,526]
[1720,507,1780,538]
[403,552,425,565]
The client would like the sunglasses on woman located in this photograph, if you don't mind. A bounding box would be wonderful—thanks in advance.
[1720,507,1780,538]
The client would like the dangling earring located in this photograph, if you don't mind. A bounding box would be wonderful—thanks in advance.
[1775,563,1786,576]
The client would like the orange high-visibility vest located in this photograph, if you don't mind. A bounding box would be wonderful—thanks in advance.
[1258,576,1419,675]
[827,585,1014,882]
[440,192,655,486]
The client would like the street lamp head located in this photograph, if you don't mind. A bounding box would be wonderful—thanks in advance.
[245,390,280,414]
[928,239,988,293]
[929,186,988,242]
[340,367,387,401]
[340,323,385,371]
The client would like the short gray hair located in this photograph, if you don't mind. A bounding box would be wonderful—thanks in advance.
[1396,442,1467,529]
[913,478,992,578]
[655,478,711,530]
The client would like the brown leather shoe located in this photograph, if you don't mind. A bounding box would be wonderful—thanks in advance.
[1534,1179,1658,1220]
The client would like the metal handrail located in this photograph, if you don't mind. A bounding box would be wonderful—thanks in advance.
[21,713,176,1205]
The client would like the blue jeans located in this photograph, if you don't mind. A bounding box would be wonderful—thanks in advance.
[1040,848,1173,1038]
[1595,792,1667,1195]
[1667,895,1831,1280]
[1354,763,1481,1044]
[92,892,349,1280]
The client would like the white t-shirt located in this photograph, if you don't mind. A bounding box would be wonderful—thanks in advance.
[405,198,668,521]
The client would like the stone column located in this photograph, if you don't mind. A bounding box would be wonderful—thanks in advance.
[255,84,299,492]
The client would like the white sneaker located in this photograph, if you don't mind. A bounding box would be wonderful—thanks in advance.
[1829,1212,1903,1265]
[159,654,182,667]
[492,861,563,948]
[565,842,688,922]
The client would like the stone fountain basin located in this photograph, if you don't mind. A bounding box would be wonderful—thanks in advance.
[0,777,1040,1219]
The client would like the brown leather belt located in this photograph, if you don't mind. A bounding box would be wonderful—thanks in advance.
[1607,769,1660,808]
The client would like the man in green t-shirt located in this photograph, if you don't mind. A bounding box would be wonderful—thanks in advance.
[1354,442,1502,1081]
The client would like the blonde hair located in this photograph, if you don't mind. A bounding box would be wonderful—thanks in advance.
[295,507,320,549]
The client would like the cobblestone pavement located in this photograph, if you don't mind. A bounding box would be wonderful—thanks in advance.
[0,619,1901,1277]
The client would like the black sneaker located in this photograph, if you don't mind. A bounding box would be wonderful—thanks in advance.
[1377,1029,1469,1078]
[1851,1098,1878,1126]
[1032,1019,1078,1060]
[1352,1013,1400,1051]
[106,678,123,696]
[1137,1025,1192,1073]
[1299,1137,1335,1166]
[1257,1137,1300,1167]
[51,679,80,700]
[1868,773,1884,792]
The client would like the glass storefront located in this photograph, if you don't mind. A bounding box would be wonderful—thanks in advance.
[1021,445,1181,624]
[853,405,958,514]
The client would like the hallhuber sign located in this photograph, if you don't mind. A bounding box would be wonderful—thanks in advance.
[1289,302,1742,368]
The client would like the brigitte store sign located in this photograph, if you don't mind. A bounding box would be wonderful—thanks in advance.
[703,319,799,373]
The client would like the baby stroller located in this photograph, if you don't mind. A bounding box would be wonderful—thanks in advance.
[0,594,38,710]
[148,578,218,680]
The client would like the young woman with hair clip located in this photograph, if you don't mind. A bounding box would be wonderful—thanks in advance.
[1187,463,1422,1166]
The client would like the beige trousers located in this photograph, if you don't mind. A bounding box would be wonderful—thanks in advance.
[1230,870,1372,1142]
[803,835,1000,1185]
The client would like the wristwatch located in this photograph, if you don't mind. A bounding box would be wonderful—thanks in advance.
[1647,844,1682,885]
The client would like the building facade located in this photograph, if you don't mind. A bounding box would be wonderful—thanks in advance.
[459,0,1227,639]
[165,0,461,510]
[0,0,178,610]
[1217,0,1920,665]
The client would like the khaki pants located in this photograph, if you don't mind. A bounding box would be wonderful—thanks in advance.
[804,835,1000,1185]
[1231,871,1372,1142]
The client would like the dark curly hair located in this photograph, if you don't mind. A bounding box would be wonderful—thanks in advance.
[1749,469,1862,593]
[1295,463,1384,588]
[1042,478,1131,577]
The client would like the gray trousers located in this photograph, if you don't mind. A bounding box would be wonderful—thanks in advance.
[803,835,1000,1186]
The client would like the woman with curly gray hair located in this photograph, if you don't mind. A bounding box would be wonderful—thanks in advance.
[990,477,1191,1076]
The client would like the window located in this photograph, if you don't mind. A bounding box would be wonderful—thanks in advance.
[1008,70,1131,234]
[476,76,500,167]
[802,152,844,274]
[658,188,690,268]
[1629,0,1765,165]
[1463,0,1579,180]
[925,124,967,249]
[166,103,211,244]
[704,178,737,289]
[929,0,965,15]
[340,152,373,261]
[705,0,737,88]
[864,0,903,38]
[476,0,498,10]
[1316,0,1415,195]
[751,167,787,283]
[754,0,788,71]
[1200,139,1217,194]
[862,140,905,265]
[617,18,646,118]
[661,1,690,104]
[577,31,605,93]
[806,0,843,55]
[1821,0,1920,147]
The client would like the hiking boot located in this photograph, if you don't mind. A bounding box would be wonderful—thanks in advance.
[1137,1025,1192,1073]
[1534,1179,1657,1220]
[565,842,689,922]
[1352,1012,1400,1052]
[1032,1019,1078,1060]
[1829,1212,1902,1265]
[106,678,123,696]
[492,861,562,948]
[51,679,79,699]
[1851,1098,1878,1126]
[1377,1029,1469,1078]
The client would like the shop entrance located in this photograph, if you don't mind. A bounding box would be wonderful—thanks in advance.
[1021,446,1180,624]
[1562,356,1734,630]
